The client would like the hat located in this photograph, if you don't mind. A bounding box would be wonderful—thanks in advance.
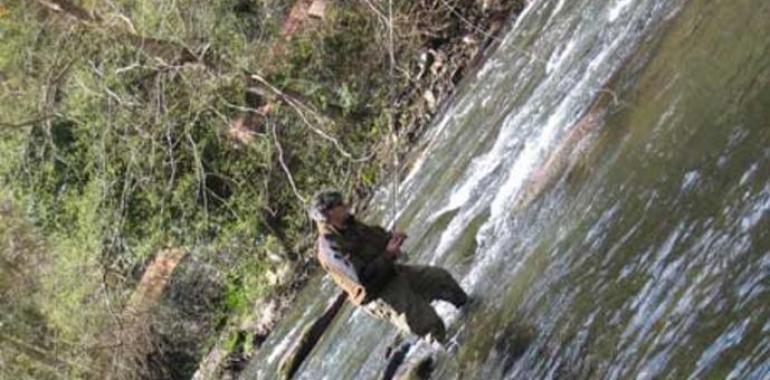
[309,190,344,222]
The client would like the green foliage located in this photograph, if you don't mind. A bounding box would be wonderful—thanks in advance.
[0,0,433,377]
[38,179,105,341]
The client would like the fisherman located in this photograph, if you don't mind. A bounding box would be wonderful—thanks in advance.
[310,190,468,344]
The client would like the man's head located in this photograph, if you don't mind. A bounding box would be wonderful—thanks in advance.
[309,190,349,226]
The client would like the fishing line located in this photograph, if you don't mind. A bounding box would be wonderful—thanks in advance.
[386,0,399,228]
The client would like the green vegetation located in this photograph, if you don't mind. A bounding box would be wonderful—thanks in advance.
[0,0,515,377]
[0,0,399,377]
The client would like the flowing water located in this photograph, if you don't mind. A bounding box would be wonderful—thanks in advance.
[243,0,770,378]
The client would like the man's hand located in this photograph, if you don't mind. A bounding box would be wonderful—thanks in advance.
[385,232,407,259]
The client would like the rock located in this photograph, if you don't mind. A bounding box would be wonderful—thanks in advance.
[430,50,447,76]
[266,250,285,263]
[394,355,434,380]
[308,0,326,19]
[266,262,294,286]
[191,345,228,380]
[495,322,536,376]
[416,50,432,81]
[383,339,412,380]
[228,116,258,145]
[423,90,437,112]
[278,292,348,379]
[462,34,479,46]
[251,298,279,340]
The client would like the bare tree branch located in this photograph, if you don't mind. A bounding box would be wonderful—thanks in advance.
[359,0,389,25]
[249,73,375,163]
[35,0,203,68]
[0,331,95,376]
[0,115,55,129]
[270,122,307,205]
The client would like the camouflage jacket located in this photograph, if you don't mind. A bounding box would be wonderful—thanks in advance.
[316,217,396,305]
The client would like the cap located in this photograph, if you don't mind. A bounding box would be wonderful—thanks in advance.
[309,190,344,222]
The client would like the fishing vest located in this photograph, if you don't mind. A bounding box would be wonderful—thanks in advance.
[316,217,393,305]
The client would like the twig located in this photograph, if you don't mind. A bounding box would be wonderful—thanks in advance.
[109,13,137,34]
[270,122,306,205]
[218,97,271,116]
[359,0,389,25]
[437,0,502,42]
[204,185,240,220]
[114,63,142,74]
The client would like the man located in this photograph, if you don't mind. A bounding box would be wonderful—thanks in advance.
[310,190,468,344]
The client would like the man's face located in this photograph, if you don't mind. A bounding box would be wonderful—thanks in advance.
[325,203,350,225]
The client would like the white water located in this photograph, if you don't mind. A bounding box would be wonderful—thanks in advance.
[243,0,770,378]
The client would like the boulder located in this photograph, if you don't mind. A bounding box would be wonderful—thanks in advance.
[278,292,348,378]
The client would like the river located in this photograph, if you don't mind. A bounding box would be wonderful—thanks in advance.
[242,0,770,378]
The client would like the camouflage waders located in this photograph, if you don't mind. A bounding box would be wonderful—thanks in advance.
[364,264,467,344]
[316,216,467,343]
